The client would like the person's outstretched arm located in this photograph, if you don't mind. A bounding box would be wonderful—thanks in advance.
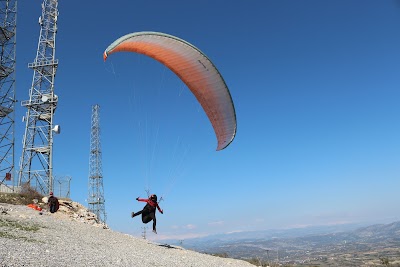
[136,197,148,203]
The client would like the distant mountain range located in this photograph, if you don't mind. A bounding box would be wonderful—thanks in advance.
[166,222,369,247]
[166,221,400,266]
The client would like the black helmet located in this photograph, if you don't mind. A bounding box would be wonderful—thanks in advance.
[150,194,157,201]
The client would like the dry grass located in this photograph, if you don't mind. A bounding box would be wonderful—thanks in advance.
[0,183,44,205]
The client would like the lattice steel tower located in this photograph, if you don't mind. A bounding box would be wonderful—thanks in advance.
[18,0,60,194]
[0,0,17,191]
[88,104,106,224]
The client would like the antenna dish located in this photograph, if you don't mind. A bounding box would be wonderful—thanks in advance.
[52,125,60,134]
[41,95,49,102]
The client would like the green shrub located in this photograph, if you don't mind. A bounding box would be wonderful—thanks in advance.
[211,252,229,258]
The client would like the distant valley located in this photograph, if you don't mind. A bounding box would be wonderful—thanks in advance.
[167,222,400,266]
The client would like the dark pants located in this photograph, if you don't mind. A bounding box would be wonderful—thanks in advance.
[49,204,57,213]
[133,204,157,231]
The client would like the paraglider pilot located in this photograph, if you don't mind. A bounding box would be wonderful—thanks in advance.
[131,194,163,234]
[48,192,59,213]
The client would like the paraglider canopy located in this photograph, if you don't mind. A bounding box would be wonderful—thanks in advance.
[103,31,237,151]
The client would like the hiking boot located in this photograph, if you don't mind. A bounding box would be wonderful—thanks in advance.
[153,229,157,234]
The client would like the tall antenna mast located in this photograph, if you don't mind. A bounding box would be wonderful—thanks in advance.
[18,0,60,194]
[0,0,17,191]
[88,104,106,223]
[142,227,148,239]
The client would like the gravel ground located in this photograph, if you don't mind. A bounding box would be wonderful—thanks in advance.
[0,203,253,267]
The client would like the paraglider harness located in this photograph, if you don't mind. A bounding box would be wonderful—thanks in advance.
[138,194,163,223]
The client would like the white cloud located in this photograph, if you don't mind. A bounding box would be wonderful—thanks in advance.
[208,220,224,226]
[185,224,196,230]
[225,230,244,234]
[149,232,208,241]
[284,223,312,229]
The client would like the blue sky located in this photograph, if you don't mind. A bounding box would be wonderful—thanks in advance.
[16,0,400,241]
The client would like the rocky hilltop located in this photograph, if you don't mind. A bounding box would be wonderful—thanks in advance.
[0,200,253,267]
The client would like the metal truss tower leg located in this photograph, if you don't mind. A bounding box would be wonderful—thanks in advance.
[18,0,60,195]
[88,104,106,224]
[0,0,17,193]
